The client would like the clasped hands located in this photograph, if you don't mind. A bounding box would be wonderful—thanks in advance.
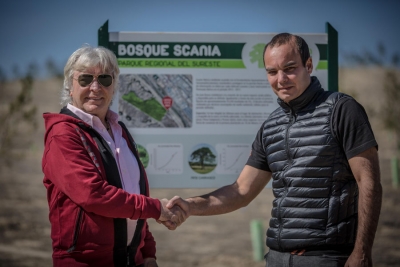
[157,196,188,230]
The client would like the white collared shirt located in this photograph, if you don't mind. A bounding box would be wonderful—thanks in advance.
[67,104,140,245]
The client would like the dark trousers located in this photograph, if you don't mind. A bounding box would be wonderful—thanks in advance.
[265,249,349,267]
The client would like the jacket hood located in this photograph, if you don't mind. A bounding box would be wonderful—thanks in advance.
[43,107,87,142]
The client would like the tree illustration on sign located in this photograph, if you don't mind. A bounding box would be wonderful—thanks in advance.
[249,43,266,68]
[189,146,217,174]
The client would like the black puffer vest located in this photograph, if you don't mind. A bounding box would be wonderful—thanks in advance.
[263,77,358,252]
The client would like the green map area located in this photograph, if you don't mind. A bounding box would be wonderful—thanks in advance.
[122,92,166,121]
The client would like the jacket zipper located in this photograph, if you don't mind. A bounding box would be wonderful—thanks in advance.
[277,107,295,251]
[67,208,83,253]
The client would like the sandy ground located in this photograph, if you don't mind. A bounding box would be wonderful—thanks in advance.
[0,68,399,266]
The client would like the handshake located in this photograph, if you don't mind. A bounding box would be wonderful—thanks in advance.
[157,196,189,230]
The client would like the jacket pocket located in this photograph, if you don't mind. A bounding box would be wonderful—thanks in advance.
[67,208,83,253]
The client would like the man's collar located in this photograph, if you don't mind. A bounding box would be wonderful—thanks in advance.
[277,76,323,112]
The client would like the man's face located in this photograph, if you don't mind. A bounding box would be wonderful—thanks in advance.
[264,42,313,103]
[70,66,115,120]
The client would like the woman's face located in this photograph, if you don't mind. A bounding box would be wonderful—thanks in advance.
[70,66,114,120]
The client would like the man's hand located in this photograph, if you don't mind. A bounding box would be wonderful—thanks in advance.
[158,196,191,230]
[143,258,158,267]
[157,198,188,230]
[345,251,372,267]
[166,196,190,215]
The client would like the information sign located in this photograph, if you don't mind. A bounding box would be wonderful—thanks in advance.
[105,29,329,188]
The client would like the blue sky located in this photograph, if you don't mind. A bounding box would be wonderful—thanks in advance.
[1,0,399,78]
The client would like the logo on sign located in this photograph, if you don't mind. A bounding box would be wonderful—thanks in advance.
[162,96,173,110]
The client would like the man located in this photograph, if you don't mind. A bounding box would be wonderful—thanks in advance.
[166,33,382,267]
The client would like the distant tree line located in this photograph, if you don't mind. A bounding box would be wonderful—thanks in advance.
[343,43,400,155]
[342,42,399,67]
[0,64,37,169]
[0,58,63,171]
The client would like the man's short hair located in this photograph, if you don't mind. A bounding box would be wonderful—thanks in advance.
[263,33,310,67]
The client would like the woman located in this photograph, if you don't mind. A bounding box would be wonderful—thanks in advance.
[42,45,182,267]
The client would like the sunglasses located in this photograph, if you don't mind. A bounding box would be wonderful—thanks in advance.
[75,74,113,87]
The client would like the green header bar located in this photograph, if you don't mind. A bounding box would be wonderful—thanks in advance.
[118,58,245,68]
[110,42,245,59]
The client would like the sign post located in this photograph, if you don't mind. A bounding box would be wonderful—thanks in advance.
[326,22,338,92]
[98,20,109,49]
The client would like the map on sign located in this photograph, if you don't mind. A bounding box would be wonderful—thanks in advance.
[118,74,193,128]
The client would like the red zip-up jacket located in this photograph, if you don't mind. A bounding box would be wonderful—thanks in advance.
[42,111,161,266]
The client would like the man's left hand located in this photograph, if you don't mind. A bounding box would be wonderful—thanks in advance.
[144,257,158,267]
[345,251,372,267]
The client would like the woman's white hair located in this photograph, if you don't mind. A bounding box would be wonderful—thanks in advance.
[61,45,120,106]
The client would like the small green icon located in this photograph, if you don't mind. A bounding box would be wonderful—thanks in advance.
[249,43,266,68]
[137,144,149,168]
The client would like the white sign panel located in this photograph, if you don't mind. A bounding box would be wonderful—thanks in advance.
[108,32,328,188]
